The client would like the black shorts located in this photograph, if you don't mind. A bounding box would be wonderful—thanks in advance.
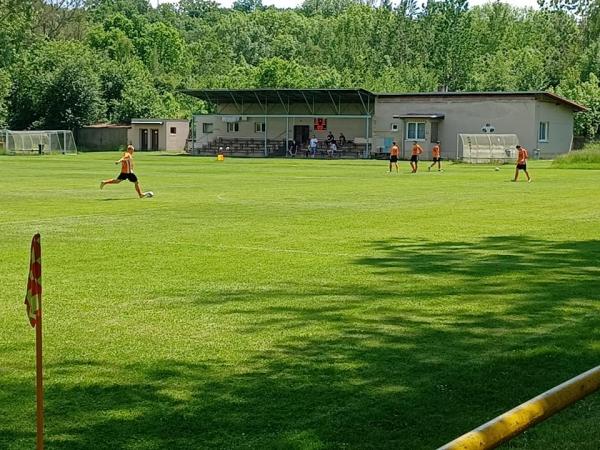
[390,155,398,163]
[516,164,527,170]
[117,172,138,182]
[432,157,441,162]
[410,155,419,162]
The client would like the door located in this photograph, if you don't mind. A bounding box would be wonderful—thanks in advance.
[151,129,159,151]
[140,129,148,150]
[294,125,309,146]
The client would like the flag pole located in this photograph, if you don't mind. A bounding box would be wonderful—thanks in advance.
[35,307,44,450]
[26,232,44,449]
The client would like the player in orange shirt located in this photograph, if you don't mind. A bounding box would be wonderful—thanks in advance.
[100,144,148,197]
[389,141,400,173]
[428,141,442,172]
[512,144,531,182]
[410,141,423,173]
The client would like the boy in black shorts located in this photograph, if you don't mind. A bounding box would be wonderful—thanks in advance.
[100,145,147,197]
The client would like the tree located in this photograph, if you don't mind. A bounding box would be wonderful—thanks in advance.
[554,71,600,138]
[232,0,264,13]
[43,61,105,129]
[0,69,11,127]
[8,41,106,129]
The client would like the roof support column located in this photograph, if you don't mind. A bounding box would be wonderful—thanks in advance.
[264,115,268,157]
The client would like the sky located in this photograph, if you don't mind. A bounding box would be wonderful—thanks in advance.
[151,0,541,10]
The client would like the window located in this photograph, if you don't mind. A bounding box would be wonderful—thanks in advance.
[202,123,213,133]
[255,122,265,133]
[406,122,425,140]
[391,123,399,132]
[170,127,177,135]
[227,122,239,133]
[538,122,549,142]
[430,122,439,143]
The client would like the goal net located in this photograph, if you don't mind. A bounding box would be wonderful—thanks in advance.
[458,134,518,164]
[0,130,78,155]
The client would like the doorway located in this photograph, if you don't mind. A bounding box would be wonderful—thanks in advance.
[293,125,310,146]
[151,129,159,151]
[140,129,148,150]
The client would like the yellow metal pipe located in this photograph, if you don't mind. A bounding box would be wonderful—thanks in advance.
[438,365,600,450]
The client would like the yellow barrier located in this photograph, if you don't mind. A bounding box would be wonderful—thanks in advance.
[438,365,600,450]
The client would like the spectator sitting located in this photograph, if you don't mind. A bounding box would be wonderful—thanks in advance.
[338,133,346,148]
[328,141,337,159]
[287,140,297,157]
[326,132,334,147]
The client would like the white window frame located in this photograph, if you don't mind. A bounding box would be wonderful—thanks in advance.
[406,122,425,141]
[227,122,239,133]
[538,121,549,143]
[391,123,399,132]
[169,127,177,135]
[254,122,265,133]
[202,123,213,134]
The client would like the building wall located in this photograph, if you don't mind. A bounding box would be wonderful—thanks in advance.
[76,127,129,151]
[128,124,160,150]
[193,96,577,159]
[535,101,574,157]
[374,96,538,159]
[194,115,370,147]
[164,120,189,152]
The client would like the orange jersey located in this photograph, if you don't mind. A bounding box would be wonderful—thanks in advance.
[120,152,133,173]
[517,148,528,164]
[411,144,423,156]
[432,145,440,158]
[390,145,399,156]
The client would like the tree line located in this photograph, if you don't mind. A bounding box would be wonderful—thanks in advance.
[0,0,599,138]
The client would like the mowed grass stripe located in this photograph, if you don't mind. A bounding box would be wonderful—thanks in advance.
[0,153,598,449]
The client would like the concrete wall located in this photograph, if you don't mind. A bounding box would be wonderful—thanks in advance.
[76,127,129,151]
[194,115,370,147]
[375,96,538,159]
[164,120,189,152]
[535,100,574,158]
[127,121,189,151]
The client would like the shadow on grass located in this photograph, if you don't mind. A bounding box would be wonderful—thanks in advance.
[2,236,598,449]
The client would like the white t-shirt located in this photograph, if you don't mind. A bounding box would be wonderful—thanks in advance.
[310,138,318,148]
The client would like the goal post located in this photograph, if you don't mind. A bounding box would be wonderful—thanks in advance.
[458,134,518,164]
[0,130,78,155]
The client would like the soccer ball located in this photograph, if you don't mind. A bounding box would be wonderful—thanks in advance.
[144,191,154,198]
[494,167,500,171]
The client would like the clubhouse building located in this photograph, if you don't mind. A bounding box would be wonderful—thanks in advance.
[182,89,586,160]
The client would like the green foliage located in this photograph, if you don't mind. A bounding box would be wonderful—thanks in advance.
[8,40,104,129]
[552,141,600,167]
[0,69,11,127]
[0,0,598,137]
[43,61,105,129]
[233,0,264,13]
[553,72,600,138]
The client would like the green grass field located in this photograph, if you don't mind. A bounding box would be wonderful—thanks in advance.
[1,153,599,449]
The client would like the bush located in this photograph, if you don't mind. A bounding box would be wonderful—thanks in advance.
[552,142,600,168]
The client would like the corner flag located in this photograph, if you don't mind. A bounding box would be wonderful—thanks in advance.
[24,233,45,449]
[25,233,42,327]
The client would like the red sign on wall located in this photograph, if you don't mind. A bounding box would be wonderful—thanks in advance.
[314,118,327,131]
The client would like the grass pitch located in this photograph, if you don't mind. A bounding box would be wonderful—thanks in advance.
[1,153,599,449]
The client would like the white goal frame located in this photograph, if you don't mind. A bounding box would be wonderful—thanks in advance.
[0,130,78,155]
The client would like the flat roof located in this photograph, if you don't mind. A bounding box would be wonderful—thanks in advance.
[377,91,587,112]
[131,118,189,124]
[181,88,376,105]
